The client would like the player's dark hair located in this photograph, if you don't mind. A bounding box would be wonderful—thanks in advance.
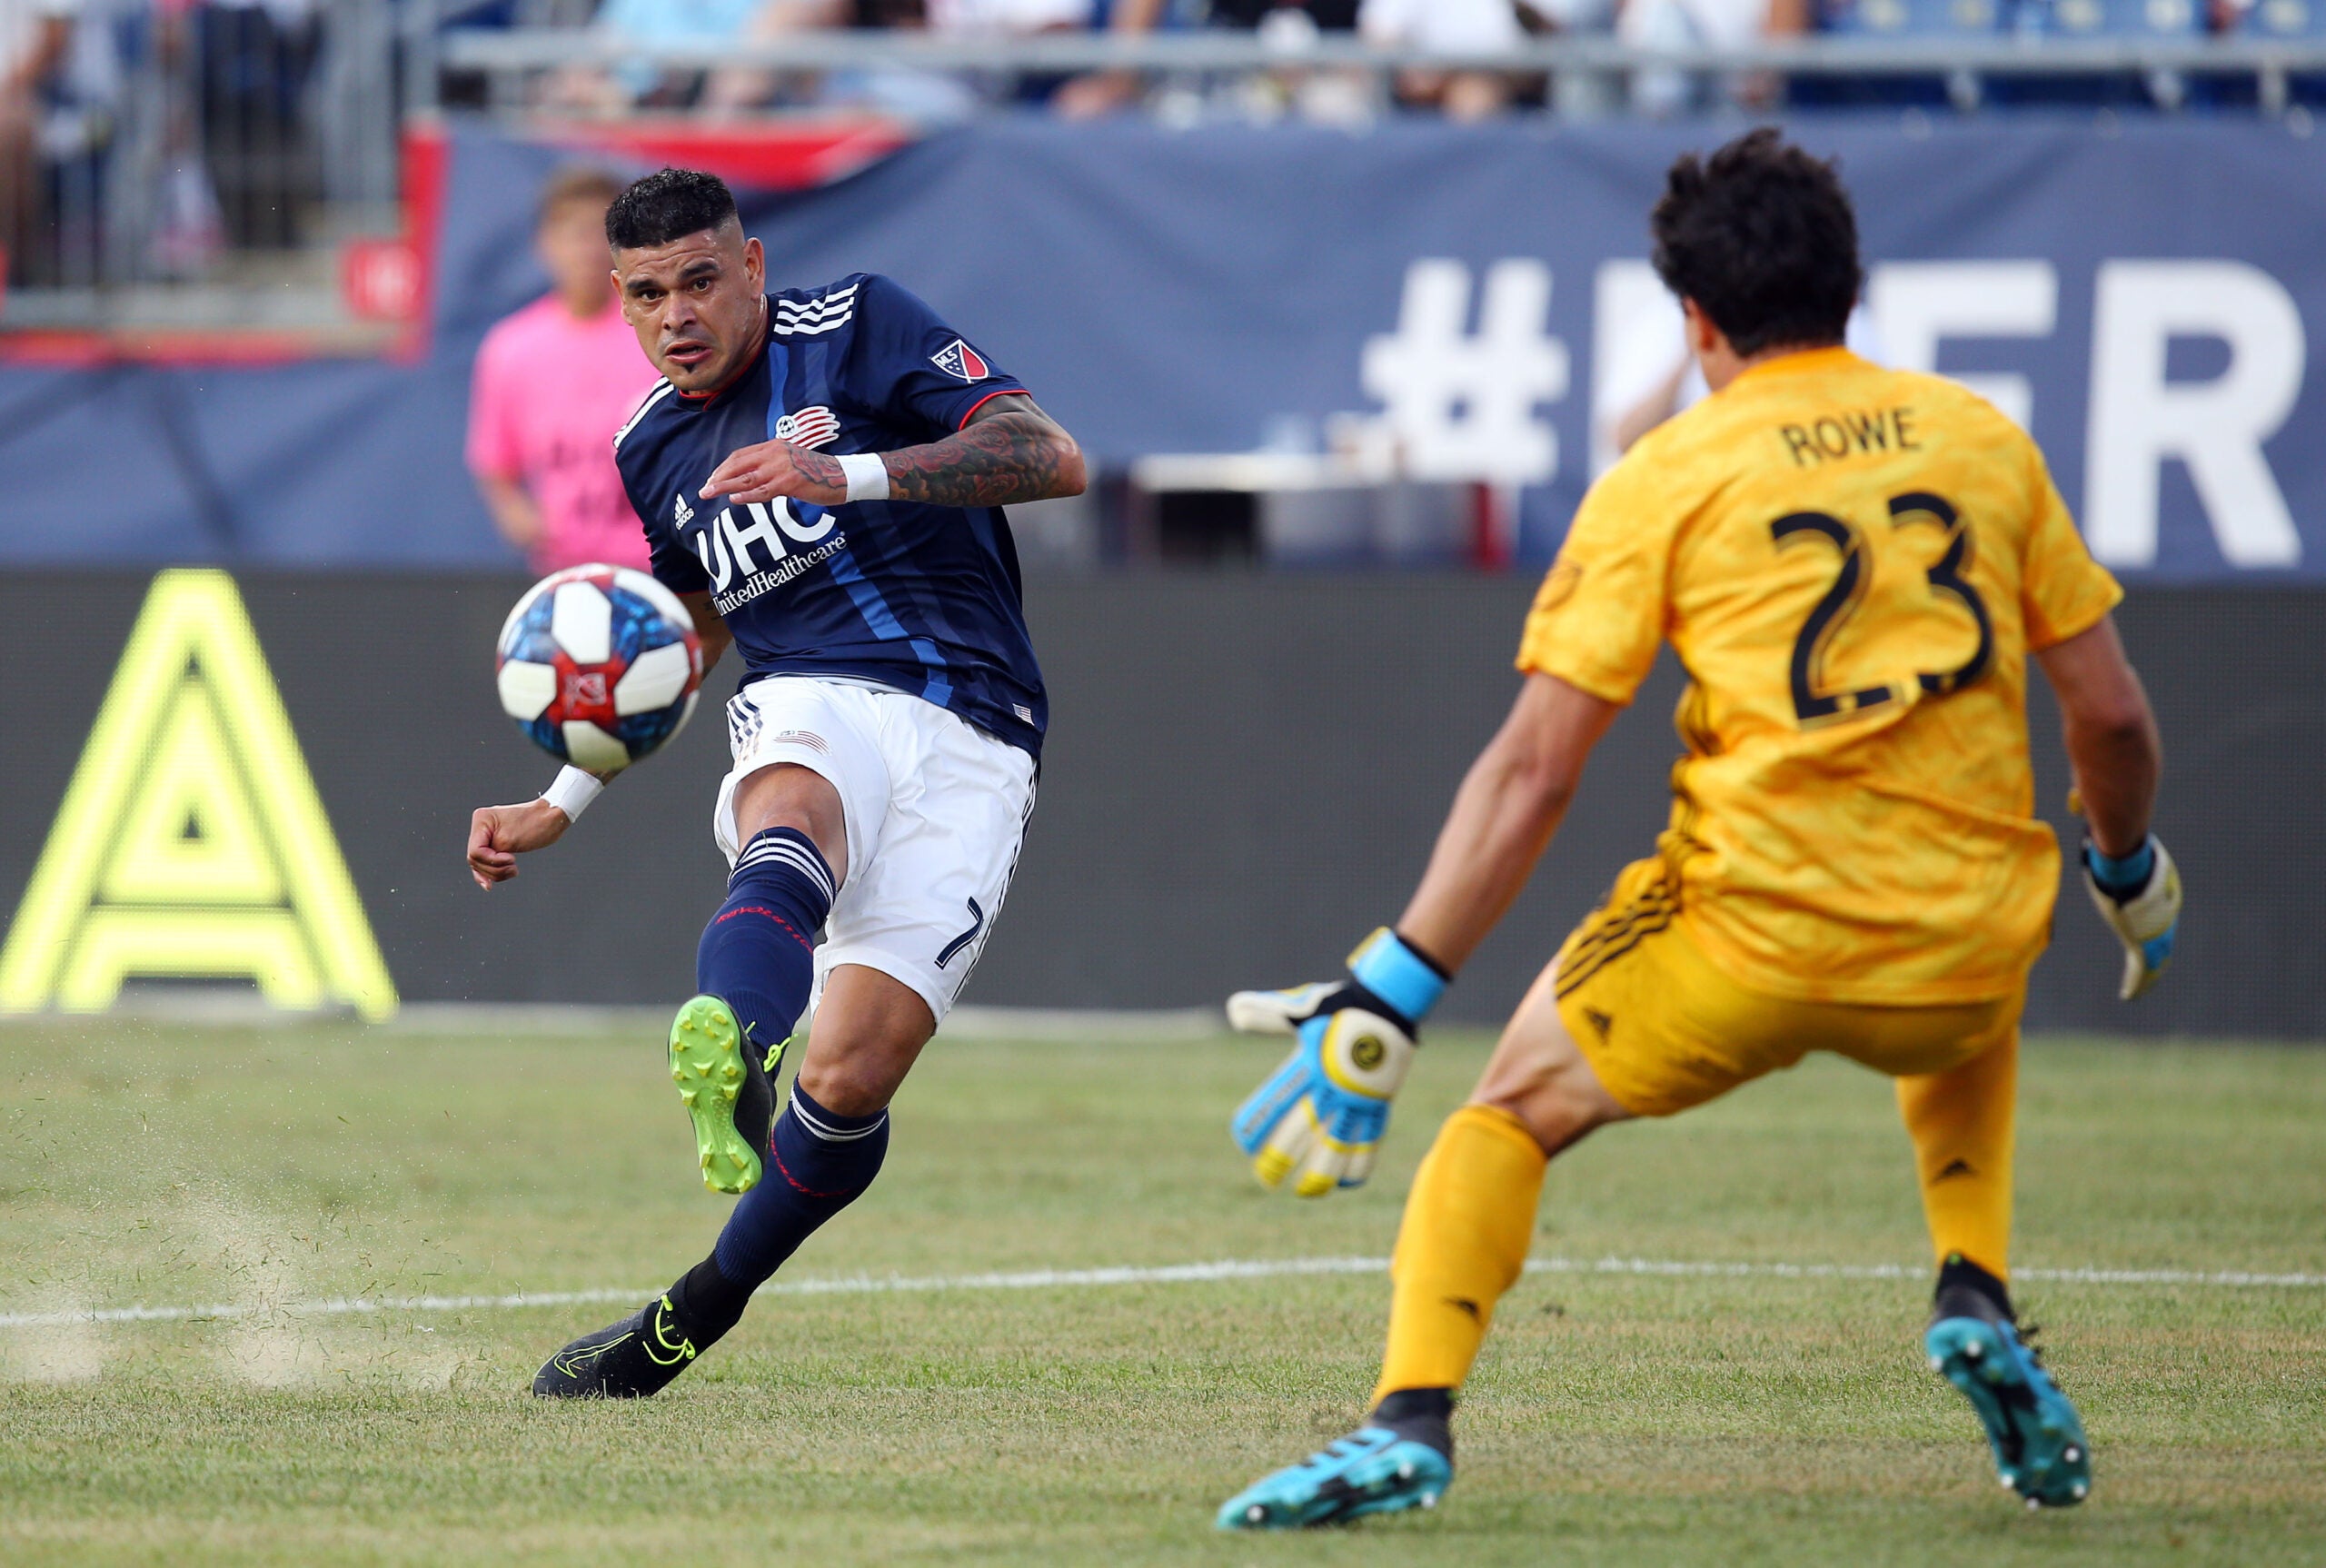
[605,167,740,253]
[1650,128,1862,358]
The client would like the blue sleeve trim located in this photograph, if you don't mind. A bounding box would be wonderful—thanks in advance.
[1349,928,1447,1025]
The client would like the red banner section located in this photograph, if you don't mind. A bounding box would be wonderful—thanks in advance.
[536,116,916,193]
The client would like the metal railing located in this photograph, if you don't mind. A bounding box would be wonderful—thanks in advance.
[441,27,2326,115]
[11,10,2324,347]
[5,0,401,339]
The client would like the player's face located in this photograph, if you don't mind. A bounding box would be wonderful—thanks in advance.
[538,197,615,313]
[612,223,768,393]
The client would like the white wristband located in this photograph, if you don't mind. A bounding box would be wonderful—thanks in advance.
[541,766,604,823]
[838,452,890,504]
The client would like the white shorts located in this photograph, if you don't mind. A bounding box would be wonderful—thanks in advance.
[713,677,1037,1024]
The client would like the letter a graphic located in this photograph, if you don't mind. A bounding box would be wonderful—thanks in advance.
[0,570,396,1019]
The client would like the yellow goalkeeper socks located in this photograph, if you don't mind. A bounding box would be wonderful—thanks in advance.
[1895,1033,2017,1282]
[1372,1103,1548,1404]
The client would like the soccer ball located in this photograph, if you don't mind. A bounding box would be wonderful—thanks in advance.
[496,564,703,772]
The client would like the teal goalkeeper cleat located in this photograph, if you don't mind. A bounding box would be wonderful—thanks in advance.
[1927,1315,2092,1508]
[1217,1426,1453,1529]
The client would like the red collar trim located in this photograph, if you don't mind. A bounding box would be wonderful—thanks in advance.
[676,298,772,407]
[677,334,768,408]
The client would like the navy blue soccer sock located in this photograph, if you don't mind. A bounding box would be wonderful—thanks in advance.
[708,1084,890,1298]
[697,827,834,1053]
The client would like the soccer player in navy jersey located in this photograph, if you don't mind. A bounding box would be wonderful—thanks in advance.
[463,168,1086,1397]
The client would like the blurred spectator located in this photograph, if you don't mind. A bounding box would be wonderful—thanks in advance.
[195,0,318,249]
[552,0,768,111]
[927,0,1090,29]
[1359,0,1533,118]
[1205,0,1368,122]
[697,0,990,121]
[1208,0,1357,25]
[924,0,1097,116]
[1619,0,1809,114]
[697,0,836,118]
[466,166,659,573]
[1,0,75,283]
[1053,0,1158,118]
[808,0,985,120]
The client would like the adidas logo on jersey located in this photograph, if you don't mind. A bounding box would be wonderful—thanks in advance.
[673,492,695,528]
[931,339,989,382]
[774,405,842,450]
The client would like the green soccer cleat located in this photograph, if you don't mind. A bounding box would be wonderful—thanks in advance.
[667,995,789,1195]
[1218,1426,1453,1529]
[1927,1315,2091,1508]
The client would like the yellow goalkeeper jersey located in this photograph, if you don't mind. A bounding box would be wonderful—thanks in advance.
[1518,347,2122,1005]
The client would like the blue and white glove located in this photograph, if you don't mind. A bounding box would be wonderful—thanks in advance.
[2082,834,2181,1000]
[1227,928,1448,1196]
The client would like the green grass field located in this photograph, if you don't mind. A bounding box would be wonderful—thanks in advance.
[0,1019,2321,1566]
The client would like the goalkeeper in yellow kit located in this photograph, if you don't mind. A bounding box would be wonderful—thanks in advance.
[1218,128,2182,1529]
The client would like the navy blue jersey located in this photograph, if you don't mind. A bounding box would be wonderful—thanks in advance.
[613,273,1046,758]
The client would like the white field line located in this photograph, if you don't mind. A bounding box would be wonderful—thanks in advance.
[1,1254,2318,1333]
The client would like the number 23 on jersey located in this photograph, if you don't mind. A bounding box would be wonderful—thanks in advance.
[1770,490,1995,729]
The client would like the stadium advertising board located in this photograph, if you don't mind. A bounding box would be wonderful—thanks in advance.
[0,571,394,1021]
[0,571,2318,1038]
[0,117,2321,579]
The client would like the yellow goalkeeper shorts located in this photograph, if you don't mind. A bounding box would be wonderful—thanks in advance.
[1553,858,2023,1118]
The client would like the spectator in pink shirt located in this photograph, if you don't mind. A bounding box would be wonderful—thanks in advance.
[467,166,661,574]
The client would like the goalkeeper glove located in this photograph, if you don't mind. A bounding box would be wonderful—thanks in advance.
[1227,928,1448,1196]
[2082,834,2181,1000]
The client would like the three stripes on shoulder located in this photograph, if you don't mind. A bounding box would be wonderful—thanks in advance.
[774,284,859,339]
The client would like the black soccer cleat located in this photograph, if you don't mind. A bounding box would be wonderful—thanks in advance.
[532,1293,701,1399]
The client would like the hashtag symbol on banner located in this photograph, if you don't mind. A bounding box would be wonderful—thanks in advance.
[1359,259,1570,487]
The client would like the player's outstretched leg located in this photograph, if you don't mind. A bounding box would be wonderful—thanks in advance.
[1221,1104,1551,1529]
[533,823,837,1396]
[533,1075,890,1398]
[1894,1036,2086,1506]
[1924,1254,2091,1508]
[678,824,834,1193]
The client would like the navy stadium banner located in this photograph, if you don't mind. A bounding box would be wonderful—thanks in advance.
[0,571,2319,1039]
[2,116,2325,579]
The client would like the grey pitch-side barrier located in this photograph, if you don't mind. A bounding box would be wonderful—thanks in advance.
[0,571,2315,1038]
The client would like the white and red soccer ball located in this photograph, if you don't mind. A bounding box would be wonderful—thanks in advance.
[495,564,702,772]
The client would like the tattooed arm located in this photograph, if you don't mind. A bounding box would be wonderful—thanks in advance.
[880,396,1086,506]
[699,394,1086,509]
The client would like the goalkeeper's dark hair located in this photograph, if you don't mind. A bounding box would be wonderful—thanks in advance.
[1650,128,1861,358]
[605,167,740,253]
